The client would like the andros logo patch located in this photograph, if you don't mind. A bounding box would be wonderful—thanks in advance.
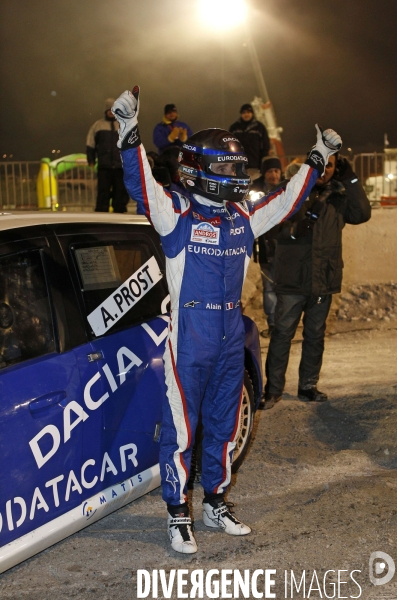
[191,222,220,245]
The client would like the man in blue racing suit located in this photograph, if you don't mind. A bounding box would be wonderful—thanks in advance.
[112,86,342,554]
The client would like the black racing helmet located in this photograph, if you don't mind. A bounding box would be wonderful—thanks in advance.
[178,129,251,203]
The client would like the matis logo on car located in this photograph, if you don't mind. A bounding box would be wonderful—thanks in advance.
[190,222,220,246]
[82,502,97,520]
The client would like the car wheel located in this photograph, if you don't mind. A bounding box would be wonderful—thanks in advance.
[232,369,255,473]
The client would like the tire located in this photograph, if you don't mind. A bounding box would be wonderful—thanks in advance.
[232,369,255,473]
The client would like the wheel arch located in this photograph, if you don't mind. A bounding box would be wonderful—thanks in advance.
[244,347,262,409]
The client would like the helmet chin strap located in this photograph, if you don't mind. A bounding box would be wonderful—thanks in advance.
[192,184,246,205]
[192,184,224,204]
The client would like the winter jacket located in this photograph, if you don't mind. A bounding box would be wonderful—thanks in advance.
[152,119,193,153]
[86,115,122,169]
[273,178,371,296]
[229,118,270,170]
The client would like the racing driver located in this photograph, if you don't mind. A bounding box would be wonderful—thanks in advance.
[111,86,342,554]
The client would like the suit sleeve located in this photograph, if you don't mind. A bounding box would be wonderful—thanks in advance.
[249,164,319,238]
[121,143,189,236]
[86,146,96,165]
[86,123,97,164]
[343,180,371,224]
[153,123,169,152]
[260,122,270,158]
[186,123,193,138]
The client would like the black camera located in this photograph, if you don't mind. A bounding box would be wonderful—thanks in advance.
[305,199,324,223]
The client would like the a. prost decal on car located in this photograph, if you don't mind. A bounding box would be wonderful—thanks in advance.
[87,256,163,336]
[190,222,220,246]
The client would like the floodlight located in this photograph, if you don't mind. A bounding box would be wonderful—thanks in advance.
[197,0,247,30]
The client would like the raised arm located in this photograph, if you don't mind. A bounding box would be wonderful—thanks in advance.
[112,87,189,235]
[334,158,371,224]
[250,125,342,238]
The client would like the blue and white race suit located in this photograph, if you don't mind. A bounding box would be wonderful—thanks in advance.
[122,144,319,505]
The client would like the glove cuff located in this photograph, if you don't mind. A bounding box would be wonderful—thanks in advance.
[305,150,325,174]
[120,125,141,150]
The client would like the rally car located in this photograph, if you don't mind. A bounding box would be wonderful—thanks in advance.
[0,212,263,572]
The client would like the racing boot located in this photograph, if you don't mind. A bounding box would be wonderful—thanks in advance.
[298,386,328,402]
[202,494,251,535]
[167,503,197,554]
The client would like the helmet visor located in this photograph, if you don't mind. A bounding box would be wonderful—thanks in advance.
[209,162,237,176]
[208,161,249,179]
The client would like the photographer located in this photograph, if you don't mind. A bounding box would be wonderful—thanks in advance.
[264,155,371,409]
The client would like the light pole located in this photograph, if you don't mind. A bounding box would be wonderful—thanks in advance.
[243,24,285,160]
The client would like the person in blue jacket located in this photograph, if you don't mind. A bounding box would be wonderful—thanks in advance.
[153,103,193,153]
[112,86,341,555]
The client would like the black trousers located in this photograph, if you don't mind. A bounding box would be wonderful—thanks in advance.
[95,168,129,213]
[265,293,332,394]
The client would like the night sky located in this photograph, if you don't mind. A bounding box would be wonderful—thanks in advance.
[1,0,396,160]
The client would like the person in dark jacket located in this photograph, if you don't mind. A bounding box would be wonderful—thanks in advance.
[229,104,270,180]
[264,155,371,409]
[86,98,129,213]
[153,104,193,153]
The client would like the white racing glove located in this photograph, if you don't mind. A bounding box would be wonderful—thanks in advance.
[111,85,140,149]
[306,124,342,175]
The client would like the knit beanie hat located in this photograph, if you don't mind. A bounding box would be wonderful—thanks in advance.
[240,103,253,114]
[104,98,115,111]
[164,104,177,115]
[261,156,282,174]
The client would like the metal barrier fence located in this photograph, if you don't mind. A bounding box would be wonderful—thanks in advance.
[0,159,97,212]
[353,150,397,205]
[54,160,97,211]
[0,162,41,210]
[1,152,396,211]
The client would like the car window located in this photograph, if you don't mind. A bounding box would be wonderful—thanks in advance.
[71,240,168,338]
[0,250,55,369]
